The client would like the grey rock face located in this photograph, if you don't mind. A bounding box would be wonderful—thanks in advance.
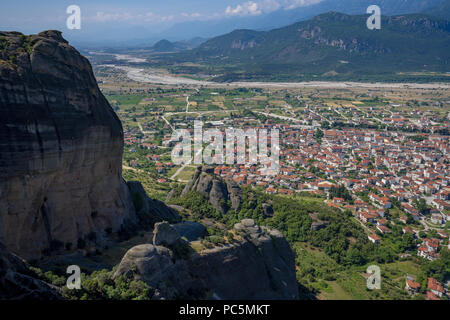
[241,218,256,227]
[128,181,181,224]
[172,222,207,242]
[0,243,60,300]
[153,222,181,247]
[226,178,242,212]
[0,31,136,259]
[262,203,274,218]
[112,244,199,300]
[195,173,214,198]
[187,226,298,300]
[114,220,298,300]
[209,180,228,214]
[113,244,173,284]
[181,166,242,214]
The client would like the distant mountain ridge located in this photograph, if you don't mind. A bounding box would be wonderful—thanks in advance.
[422,0,450,19]
[150,38,208,52]
[69,0,446,47]
[164,12,450,82]
[152,39,176,52]
[158,0,445,41]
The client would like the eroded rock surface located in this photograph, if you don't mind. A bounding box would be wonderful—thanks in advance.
[173,221,207,242]
[153,221,181,246]
[128,181,180,225]
[0,31,138,259]
[0,243,60,300]
[187,219,298,299]
[114,220,298,300]
[112,244,200,300]
[181,166,242,214]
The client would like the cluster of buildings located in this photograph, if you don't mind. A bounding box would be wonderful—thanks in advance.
[208,118,449,214]
[405,276,447,300]
[198,116,449,263]
[116,93,450,299]
[417,238,442,261]
[122,103,449,282]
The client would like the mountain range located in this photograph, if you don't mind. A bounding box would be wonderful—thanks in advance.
[157,0,448,41]
[66,0,449,48]
[158,12,450,82]
[150,38,207,52]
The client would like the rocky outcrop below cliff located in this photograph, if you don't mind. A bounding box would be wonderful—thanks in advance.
[0,31,178,260]
[176,166,242,214]
[127,181,180,225]
[113,219,299,300]
[0,243,60,300]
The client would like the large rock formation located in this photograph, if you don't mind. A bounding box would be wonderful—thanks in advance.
[127,181,180,225]
[0,243,60,300]
[173,221,207,242]
[113,219,299,300]
[179,166,242,214]
[152,221,181,247]
[0,31,138,259]
[195,219,298,300]
[112,243,200,300]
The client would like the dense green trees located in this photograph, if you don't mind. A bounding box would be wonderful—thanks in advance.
[421,249,450,283]
[31,268,152,300]
[329,185,353,202]
[170,191,222,220]
[170,184,448,292]
[172,187,376,266]
[63,270,151,300]
[413,198,429,215]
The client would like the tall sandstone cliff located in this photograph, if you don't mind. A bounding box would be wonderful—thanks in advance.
[0,30,138,259]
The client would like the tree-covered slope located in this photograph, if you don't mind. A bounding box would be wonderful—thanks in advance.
[166,12,450,81]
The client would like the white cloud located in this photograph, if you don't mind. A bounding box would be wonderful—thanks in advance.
[160,15,175,22]
[88,0,324,25]
[224,0,321,17]
[226,1,262,16]
[225,0,282,17]
[262,0,283,12]
[181,12,203,18]
[93,12,133,22]
[284,0,323,10]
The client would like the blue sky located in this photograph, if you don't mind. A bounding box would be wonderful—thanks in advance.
[0,0,322,33]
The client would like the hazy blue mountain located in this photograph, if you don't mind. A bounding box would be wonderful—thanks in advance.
[150,38,208,52]
[152,39,176,52]
[67,0,445,48]
[422,0,450,19]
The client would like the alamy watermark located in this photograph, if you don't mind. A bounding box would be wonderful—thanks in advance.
[367,5,381,30]
[366,265,381,290]
[66,5,81,30]
[66,265,81,290]
[171,121,280,175]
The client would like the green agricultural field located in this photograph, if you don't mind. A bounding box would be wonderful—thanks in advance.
[122,168,172,201]
[294,242,425,300]
[176,166,197,181]
[105,93,148,106]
